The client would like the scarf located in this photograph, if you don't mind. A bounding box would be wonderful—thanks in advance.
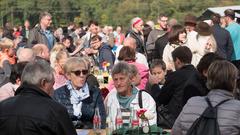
[66,80,90,117]
[117,86,138,109]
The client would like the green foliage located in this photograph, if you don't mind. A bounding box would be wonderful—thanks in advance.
[0,0,239,28]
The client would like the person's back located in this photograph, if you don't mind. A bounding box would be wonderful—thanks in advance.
[211,13,233,60]
[224,9,240,69]
[0,84,76,135]
[157,46,204,128]
[212,24,233,60]
[225,23,240,60]
[172,60,240,135]
[172,90,240,135]
[0,60,76,135]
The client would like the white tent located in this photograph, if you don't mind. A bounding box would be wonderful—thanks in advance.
[200,5,240,20]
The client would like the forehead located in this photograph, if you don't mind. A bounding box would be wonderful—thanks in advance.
[72,63,86,68]
[90,24,97,27]
[152,66,164,71]
[112,73,129,79]
[42,15,51,20]
[160,16,168,21]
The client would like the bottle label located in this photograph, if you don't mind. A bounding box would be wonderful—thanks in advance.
[131,119,139,126]
[115,118,123,124]
[93,116,100,124]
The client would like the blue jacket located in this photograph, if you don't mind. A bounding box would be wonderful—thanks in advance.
[225,22,240,60]
[53,84,106,129]
[99,43,115,70]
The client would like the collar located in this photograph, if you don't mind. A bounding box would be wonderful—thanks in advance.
[66,80,90,101]
[14,82,52,99]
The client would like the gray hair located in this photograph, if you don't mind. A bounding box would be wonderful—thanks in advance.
[111,61,131,77]
[64,57,88,74]
[129,64,138,78]
[21,60,54,87]
[17,48,35,62]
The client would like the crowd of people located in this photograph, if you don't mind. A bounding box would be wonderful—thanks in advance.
[0,8,239,135]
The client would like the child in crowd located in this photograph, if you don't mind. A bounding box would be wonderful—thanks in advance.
[129,64,141,87]
[145,60,167,101]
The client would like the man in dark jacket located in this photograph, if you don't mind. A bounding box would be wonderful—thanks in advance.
[27,11,55,50]
[156,46,206,128]
[211,13,233,60]
[0,60,76,135]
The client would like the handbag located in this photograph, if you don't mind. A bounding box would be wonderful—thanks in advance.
[157,105,175,129]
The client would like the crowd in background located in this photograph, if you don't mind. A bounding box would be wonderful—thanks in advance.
[0,8,240,135]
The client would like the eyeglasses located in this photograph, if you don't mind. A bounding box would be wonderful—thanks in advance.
[91,40,100,45]
[71,70,89,76]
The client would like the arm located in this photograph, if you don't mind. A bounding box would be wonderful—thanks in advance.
[226,32,234,61]
[96,90,106,129]
[101,48,115,69]
[156,74,175,106]
[56,107,77,135]
[2,60,11,78]
[142,91,157,125]
[146,31,154,54]
[27,29,36,48]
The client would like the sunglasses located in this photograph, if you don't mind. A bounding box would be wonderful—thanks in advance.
[71,70,89,76]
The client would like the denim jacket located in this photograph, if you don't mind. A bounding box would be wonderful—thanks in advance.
[53,84,106,129]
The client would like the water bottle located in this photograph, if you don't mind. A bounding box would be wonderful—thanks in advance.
[93,107,101,131]
[115,108,123,130]
[106,106,113,135]
[130,109,139,128]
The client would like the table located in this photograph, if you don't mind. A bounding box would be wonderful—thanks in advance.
[76,129,106,135]
[76,128,171,135]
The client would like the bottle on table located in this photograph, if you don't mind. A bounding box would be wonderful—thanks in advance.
[106,106,113,135]
[115,108,123,130]
[130,108,139,128]
[93,107,101,131]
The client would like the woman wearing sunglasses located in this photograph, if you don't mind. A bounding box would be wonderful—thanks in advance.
[53,57,106,129]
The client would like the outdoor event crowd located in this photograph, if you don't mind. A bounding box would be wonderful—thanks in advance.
[0,8,240,135]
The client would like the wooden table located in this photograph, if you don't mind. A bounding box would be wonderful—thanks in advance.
[76,129,106,135]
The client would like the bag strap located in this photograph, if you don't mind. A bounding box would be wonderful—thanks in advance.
[205,97,230,108]
[138,90,144,108]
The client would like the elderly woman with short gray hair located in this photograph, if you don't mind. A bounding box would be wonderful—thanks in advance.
[53,57,106,129]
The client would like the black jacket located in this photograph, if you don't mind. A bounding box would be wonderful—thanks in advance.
[126,30,145,54]
[53,84,106,129]
[212,24,233,60]
[156,65,207,127]
[0,83,76,135]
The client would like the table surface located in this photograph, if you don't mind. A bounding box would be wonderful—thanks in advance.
[76,129,106,135]
[76,129,171,135]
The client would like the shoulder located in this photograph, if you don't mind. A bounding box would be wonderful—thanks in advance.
[88,84,101,96]
[141,90,154,100]
[53,85,68,97]
[100,44,112,50]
